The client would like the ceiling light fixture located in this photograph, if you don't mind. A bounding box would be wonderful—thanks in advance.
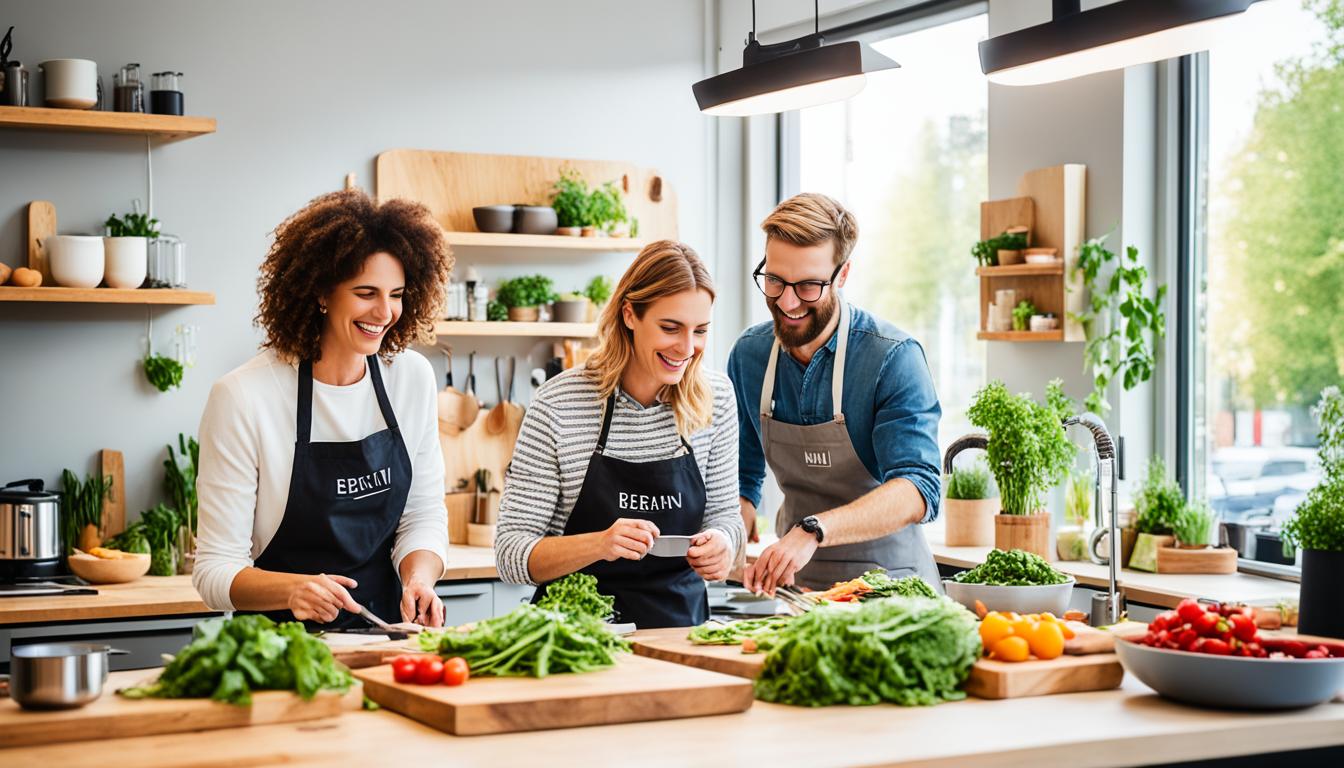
[979,0,1260,87]
[693,0,900,117]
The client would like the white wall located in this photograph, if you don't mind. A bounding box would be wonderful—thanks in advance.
[0,0,714,515]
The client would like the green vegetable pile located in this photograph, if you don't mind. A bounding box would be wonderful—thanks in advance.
[952,548,1070,586]
[417,573,628,678]
[106,503,180,576]
[688,616,793,646]
[120,615,353,706]
[858,570,938,599]
[754,597,981,707]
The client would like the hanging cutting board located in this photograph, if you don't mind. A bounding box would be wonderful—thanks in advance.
[353,653,752,736]
[99,449,126,538]
[0,669,361,749]
[441,409,516,498]
[630,628,1124,700]
[26,200,57,286]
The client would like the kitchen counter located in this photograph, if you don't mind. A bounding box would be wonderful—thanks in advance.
[3,668,1341,767]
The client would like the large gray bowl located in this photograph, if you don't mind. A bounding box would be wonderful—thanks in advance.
[942,577,1075,616]
[1116,637,1344,709]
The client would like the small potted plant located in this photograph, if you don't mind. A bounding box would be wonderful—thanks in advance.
[1058,468,1093,561]
[1011,299,1036,332]
[584,180,629,237]
[104,202,159,289]
[552,291,591,323]
[495,274,556,322]
[1128,457,1183,572]
[1156,499,1238,574]
[551,167,589,236]
[1282,386,1344,638]
[469,468,500,548]
[943,461,997,547]
[971,228,1030,267]
[966,379,1076,560]
[583,274,613,322]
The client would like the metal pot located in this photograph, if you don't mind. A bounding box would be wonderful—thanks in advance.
[5,643,125,709]
[0,479,62,580]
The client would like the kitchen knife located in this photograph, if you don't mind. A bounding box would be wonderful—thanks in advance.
[648,534,694,558]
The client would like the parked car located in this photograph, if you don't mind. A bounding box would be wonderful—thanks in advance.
[1206,446,1320,523]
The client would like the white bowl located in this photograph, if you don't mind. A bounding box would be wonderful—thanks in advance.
[1116,637,1344,709]
[46,235,105,288]
[942,577,1076,615]
[104,237,147,289]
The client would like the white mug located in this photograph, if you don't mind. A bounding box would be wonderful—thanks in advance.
[40,59,99,109]
[43,235,106,288]
[104,236,148,289]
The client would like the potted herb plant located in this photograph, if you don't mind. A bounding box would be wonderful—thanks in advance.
[584,180,628,237]
[583,274,613,322]
[495,274,556,322]
[1058,468,1093,561]
[551,168,589,236]
[163,434,199,574]
[1128,456,1182,571]
[943,461,997,547]
[1155,498,1237,574]
[1011,299,1036,332]
[966,379,1076,560]
[1282,386,1344,638]
[60,469,112,554]
[104,203,159,289]
[971,228,1030,267]
[552,291,591,323]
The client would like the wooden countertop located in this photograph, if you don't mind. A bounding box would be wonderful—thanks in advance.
[3,671,1341,767]
[0,546,501,627]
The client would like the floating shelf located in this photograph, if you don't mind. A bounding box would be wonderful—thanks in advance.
[0,286,215,305]
[977,330,1064,342]
[443,232,647,251]
[977,263,1064,278]
[434,321,596,338]
[0,106,216,142]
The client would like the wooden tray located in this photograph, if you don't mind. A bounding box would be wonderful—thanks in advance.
[353,653,752,735]
[0,669,360,749]
[1156,546,1239,574]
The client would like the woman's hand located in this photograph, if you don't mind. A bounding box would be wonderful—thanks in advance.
[598,518,659,562]
[401,578,445,627]
[287,573,360,624]
[688,530,732,582]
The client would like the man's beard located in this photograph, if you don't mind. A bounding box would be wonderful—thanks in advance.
[768,294,838,348]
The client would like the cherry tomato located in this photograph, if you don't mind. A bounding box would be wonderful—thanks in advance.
[1023,620,1065,660]
[1177,629,1199,651]
[1201,638,1232,656]
[1177,598,1206,625]
[442,656,470,686]
[414,655,445,685]
[391,656,418,684]
[1192,611,1220,637]
[1229,613,1258,642]
[979,612,1015,648]
[991,635,1031,662]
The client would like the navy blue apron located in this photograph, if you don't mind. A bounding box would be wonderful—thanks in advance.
[532,393,709,629]
[254,356,412,630]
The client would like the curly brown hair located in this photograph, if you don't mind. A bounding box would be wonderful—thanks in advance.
[255,189,453,363]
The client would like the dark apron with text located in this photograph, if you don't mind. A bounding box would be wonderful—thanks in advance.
[254,356,412,630]
[532,393,709,629]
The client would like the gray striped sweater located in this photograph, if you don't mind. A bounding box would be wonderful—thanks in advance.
[494,366,743,585]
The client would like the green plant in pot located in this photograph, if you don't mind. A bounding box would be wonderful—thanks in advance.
[1011,299,1036,332]
[495,274,557,322]
[971,229,1029,267]
[552,290,591,324]
[943,461,998,547]
[1058,468,1093,561]
[551,167,590,236]
[585,181,629,236]
[966,379,1076,560]
[103,202,158,289]
[1129,456,1184,572]
[1172,501,1214,549]
[1282,385,1344,639]
[581,275,613,322]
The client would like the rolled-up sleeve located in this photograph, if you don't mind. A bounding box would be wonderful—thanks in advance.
[699,377,744,557]
[193,378,260,611]
[494,399,562,585]
[727,339,767,508]
[392,359,449,578]
[872,340,943,523]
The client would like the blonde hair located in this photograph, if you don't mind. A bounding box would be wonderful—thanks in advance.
[761,192,858,266]
[585,240,716,435]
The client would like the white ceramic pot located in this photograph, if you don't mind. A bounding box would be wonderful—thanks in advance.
[45,235,105,288]
[39,59,98,109]
[103,237,147,289]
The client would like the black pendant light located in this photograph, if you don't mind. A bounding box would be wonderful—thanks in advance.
[693,0,899,117]
[980,0,1260,86]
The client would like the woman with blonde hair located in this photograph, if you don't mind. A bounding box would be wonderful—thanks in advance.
[494,240,742,628]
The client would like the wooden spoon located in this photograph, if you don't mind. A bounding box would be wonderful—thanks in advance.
[486,357,509,435]
[436,349,469,435]
[456,351,481,430]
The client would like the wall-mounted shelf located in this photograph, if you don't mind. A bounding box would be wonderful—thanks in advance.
[0,106,216,142]
[434,321,596,338]
[976,263,1064,278]
[443,232,647,251]
[0,286,215,305]
[977,330,1064,342]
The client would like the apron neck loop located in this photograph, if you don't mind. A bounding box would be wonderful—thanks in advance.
[296,356,399,445]
[596,392,617,455]
[758,300,851,423]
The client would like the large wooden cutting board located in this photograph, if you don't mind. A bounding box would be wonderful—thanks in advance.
[0,669,361,749]
[353,653,752,735]
[630,627,1124,700]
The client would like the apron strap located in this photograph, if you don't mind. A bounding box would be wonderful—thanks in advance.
[595,393,617,455]
[758,301,851,423]
[296,360,315,444]
[365,355,400,430]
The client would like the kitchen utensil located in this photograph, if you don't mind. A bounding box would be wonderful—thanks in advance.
[501,356,525,439]
[648,535,694,558]
[1115,636,1344,710]
[3,61,29,106]
[436,349,470,435]
[512,205,557,235]
[942,577,1076,617]
[39,59,99,109]
[149,71,183,115]
[26,200,56,286]
[65,552,150,584]
[472,205,514,233]
[44,235,105,288]
[103,235,147,288]
[459,351,481,427]
[0,479,63,582]
[357,605,421,635]
[111,63,144,112]
[486,357,509,435]
[7,643,123,710]
[99,449,125,537]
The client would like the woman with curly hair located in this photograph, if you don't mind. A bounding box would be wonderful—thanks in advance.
[193,189,453,629]
[494,240,742,628]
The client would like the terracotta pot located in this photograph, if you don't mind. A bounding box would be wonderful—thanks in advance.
[994,512,1051,560]
[507,306,540,322]
[997,249,1024,265]
[556,226,582,237]
[944,498,997,547]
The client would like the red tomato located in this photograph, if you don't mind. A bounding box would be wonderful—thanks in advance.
[442,656,470,686]
[391,656,418,684]
[1306,649,1328,659]
[414,655,445,685]
[1177,598,1205,625]
[1192,611,1220,637]
[1201,638,1232,656]
[1229,613,1257,642]
[1177,629,1199,651]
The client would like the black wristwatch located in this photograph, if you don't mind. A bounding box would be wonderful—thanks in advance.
[797,515,825,544]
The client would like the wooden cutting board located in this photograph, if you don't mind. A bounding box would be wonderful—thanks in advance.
[630,627,1125,700]
[99,449,126,538]
[327,638,419,670]
[353,652,753,735]
[0,669,361,749]
[26,200,56,286]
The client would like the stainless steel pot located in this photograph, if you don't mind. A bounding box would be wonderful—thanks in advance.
[0,479,62,571]
[5,643,125,710]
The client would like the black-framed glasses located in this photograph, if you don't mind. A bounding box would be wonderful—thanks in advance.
[752,258,846,302]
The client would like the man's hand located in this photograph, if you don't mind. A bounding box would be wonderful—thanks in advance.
[687,530,732,582]
[400,578,445,627]
[739,497,760,544]
[742,525,818,595]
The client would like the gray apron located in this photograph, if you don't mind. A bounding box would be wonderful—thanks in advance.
[759,301,942,592]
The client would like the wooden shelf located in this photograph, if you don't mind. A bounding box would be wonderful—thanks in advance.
[0,286,215,305]
[0,106,216,141]
[434,321,596,338]
[977,330,1064,342]
[977,262,1064,277]
[443,232,647,251]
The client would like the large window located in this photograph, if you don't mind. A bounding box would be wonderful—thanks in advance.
[1193,0,1341,557]
[794,11,988,453]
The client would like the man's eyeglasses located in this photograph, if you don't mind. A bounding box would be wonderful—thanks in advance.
[752,258,847,303]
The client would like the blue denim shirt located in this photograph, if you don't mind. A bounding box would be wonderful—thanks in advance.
[726,303,943,524]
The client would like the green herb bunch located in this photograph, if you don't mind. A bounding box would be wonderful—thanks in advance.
[165,434,199,535]
[945,463,993,501]
[1011,299,1037,331]
[584,275,613,306]
[1283,386,1344,552]
[586,181,629,233]
[1134,456,1185,535]
[859,571,938,599]
[105,210,161,238]
[417,603,629,678]
[59,469,112,555]
[495,274,557,309]
[952,548,1070,586]
[486,299,508,322]
[535,572,614,620]
[688,616,793,646]
[966,379,1076,516]
[144,353,184,392]
[550,167,591,228]
[1173,501,1215,547]
[971,230,1029,267]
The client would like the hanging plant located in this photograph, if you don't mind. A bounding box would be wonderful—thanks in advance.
[144,353,184,392]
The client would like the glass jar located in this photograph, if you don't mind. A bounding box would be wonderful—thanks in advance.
[148,234,187,288]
